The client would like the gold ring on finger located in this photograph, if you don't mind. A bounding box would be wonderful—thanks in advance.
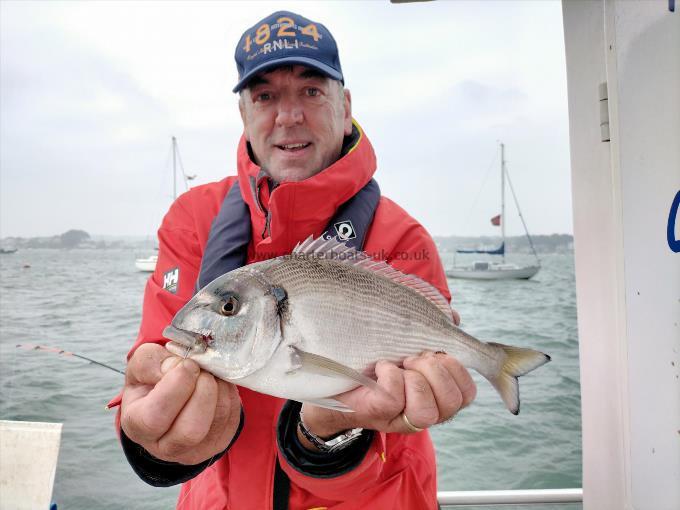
[401,413,424,433]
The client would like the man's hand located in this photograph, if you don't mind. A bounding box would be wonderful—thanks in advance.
[120,343,241,465]
[298,351,477,447]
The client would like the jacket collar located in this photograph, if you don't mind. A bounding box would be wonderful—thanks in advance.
[236,119,377,256]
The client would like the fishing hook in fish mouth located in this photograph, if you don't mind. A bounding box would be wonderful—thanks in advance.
[182,339,195,360]
[183,332,213,358]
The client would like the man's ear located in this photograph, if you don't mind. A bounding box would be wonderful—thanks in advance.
[343,88,352,136]
[239,94,250,141]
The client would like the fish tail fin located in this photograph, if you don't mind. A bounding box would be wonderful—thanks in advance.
[484,342,551,415]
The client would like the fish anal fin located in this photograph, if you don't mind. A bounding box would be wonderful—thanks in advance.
[302,397,354,413]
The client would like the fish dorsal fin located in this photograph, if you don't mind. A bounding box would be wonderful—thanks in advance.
[293,236,454,323]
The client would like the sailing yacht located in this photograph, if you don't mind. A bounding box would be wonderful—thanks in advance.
[446,143,540,280]
[135,137,195,272]
[134,254,158,272]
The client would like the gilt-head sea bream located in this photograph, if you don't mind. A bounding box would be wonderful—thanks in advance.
[164,236,550,414]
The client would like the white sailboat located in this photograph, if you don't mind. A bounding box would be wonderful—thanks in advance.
[446,143,540,280]
[134,255,158,272]
[135,137,195,272]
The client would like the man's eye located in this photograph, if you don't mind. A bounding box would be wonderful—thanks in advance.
[256,92,271,101]
[305,88,319,97]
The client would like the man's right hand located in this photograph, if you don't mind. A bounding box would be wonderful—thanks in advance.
[120,342,241,465]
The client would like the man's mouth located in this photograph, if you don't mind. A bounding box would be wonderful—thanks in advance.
[276,142,311,152]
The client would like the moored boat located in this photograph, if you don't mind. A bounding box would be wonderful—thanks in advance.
[135,137,195,272]
[446,261,539,280]
[134,254,158,272]
[447,143,541,281]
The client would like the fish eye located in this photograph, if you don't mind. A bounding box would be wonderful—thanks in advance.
[220,296,239,316]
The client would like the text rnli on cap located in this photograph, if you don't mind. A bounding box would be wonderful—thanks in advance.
[246,38,320,63]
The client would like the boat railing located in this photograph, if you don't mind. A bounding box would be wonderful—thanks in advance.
[437,488,583,507]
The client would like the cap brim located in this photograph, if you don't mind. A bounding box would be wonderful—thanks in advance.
[232,56,343,93]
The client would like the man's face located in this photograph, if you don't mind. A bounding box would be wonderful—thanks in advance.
[239,65,352,183]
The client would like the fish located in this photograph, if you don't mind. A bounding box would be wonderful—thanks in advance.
[163,236,550,414]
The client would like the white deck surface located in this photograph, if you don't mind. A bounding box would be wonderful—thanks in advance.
[0,420,62,510]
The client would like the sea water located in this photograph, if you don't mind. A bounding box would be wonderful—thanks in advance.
[0,249,581,509]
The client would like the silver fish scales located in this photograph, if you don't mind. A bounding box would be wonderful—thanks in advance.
[164,237,550,414]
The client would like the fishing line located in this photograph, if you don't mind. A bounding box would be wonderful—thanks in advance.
[182,338,197,360]
[175,453,220,508]
[4,344,19,415]
[16,342,228,504]
[15,344,126,375]
[16,341,199,374]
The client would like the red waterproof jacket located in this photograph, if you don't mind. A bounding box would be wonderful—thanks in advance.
[111,122,451,509]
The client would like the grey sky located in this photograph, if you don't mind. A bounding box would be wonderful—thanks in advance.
[0,0,572,239]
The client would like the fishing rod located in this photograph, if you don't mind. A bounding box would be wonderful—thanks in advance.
[15,344,126,375]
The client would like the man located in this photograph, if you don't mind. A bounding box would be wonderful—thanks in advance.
[111,11,476,509]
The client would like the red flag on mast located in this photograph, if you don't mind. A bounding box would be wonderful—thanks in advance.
[490,214,501,226]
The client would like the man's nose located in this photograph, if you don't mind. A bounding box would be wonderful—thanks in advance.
[275,96,304,127]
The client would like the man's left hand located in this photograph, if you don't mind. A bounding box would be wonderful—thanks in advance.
[298,351,477,446]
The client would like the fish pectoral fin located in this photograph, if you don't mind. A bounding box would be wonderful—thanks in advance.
[291,347,380,391]
[303,397,354,413]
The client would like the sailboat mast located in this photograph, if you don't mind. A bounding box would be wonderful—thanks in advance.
[172,136,177,201]
[500,142,506,263]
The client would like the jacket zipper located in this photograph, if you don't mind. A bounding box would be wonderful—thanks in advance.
[262,209,271,239]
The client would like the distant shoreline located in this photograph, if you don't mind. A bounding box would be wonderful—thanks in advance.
[2,232,573,254]
[435,233,573,254]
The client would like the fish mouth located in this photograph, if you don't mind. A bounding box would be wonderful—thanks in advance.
[162,325,212,354]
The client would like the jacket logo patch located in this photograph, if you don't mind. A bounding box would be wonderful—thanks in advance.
[334,220,356,241]
[163,267,179,293]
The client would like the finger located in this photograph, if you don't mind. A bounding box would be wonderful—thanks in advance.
[122,346,180,410]
[336,360,404,418]
[403,353,462,422]
[374,360,406,407]
[157,371,218,463]
[203,379,242,450]
[211,379,240,427]
[397,370,439,432]
[122,359,200,443]
[366,360,407,420]
[451,308,461,326]
[121,382,155,409]
[126,342,177,386]
[436,353,477,408]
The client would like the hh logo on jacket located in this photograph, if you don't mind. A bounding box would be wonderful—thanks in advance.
[163,267,179,293]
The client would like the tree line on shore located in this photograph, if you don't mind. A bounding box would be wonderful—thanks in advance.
[2,231,574,254]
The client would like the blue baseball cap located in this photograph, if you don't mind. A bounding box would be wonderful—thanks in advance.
[233,11,344,93]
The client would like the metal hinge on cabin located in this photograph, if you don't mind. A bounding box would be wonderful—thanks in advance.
[599,82,610,142]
